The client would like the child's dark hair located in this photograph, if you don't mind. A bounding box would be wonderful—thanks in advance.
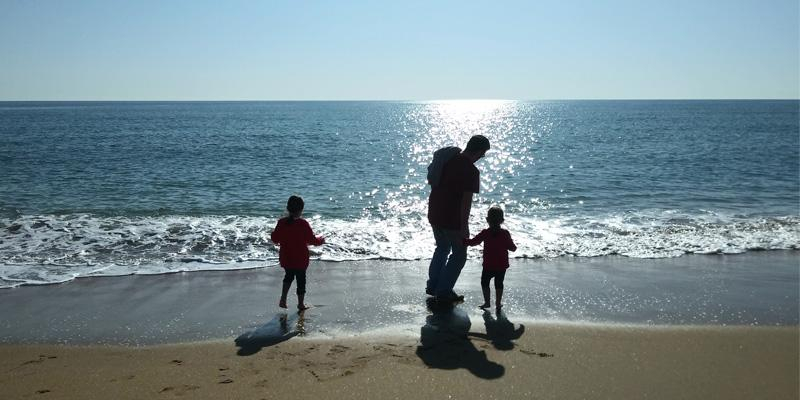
[286,195,304,224]
[487,206,504,236]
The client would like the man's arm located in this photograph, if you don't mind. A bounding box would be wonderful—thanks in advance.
[460,191,473,238]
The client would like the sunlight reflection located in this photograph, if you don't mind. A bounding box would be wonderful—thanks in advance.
[376,100,553,243]
[418,100,517,149]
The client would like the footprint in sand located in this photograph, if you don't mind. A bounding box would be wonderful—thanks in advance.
[158,385,200,396]
[20,355,57,367]
[108,375,136,383]
[170,359,183,365]
[352,355,373,367]
[520,349,554,358]
[308,366,351,382]
[309,370,321,381]
[328,344,350,355]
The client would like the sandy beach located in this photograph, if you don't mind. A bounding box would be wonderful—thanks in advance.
[1,252,798,399]
[1,324,797,400]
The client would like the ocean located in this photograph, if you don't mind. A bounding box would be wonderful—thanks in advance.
[1,100,798,288]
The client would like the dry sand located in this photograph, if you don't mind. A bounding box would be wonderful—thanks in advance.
[1,323,797,400]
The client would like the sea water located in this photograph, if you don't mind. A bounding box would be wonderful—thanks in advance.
[1,100,798,287]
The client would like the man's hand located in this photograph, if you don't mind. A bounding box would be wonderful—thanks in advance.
[461,192,473,239]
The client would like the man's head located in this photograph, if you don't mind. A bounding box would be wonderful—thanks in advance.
[464,135,490,162]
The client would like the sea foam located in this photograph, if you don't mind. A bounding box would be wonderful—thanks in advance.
[1,212,797,288]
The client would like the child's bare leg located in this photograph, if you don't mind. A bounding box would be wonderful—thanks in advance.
[496,286,503,309]
[297,294,309,310]
[495,271,505,310]
[296,270,308,310]
[479,271,491,308]
[279,272,292,308]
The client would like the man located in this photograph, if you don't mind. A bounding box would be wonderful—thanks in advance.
[426,135,490,301]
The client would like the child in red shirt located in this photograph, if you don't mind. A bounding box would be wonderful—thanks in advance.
[464,206,517,310]
[270,195,325,311]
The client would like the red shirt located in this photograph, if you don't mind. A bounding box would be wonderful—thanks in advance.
[464,228,517,270]
[427,154,480,230]
[270,217,324,270]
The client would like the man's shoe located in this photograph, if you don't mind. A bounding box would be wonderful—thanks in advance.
[435,293,464,303]
[448,291,464,302]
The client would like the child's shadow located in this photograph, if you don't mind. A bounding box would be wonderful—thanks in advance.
[470,309,525,350]
[234,311,307,356]
[415,299,505,379]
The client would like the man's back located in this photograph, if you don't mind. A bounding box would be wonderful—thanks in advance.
[427,153,480,230]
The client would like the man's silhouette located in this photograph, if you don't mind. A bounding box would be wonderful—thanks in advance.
[426,135,490,301]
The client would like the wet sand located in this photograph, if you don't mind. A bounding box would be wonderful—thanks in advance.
[0,252,798,398]
[0,251,797,345]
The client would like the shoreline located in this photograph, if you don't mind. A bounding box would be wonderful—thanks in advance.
[1,251,797,346]
[2,248,798,290]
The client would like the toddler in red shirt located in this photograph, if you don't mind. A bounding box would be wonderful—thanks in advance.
[270,195,325,311]
[464,206,517,310]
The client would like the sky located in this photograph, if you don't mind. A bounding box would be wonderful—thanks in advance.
[0,0,798,100]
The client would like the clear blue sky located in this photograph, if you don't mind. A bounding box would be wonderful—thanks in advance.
[1,0,797,100]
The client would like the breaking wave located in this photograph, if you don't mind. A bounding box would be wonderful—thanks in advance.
[1,212,798,288]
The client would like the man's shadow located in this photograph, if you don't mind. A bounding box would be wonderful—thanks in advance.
[416,299,505,379]
[470,309,525,350]
[234,311,307,356]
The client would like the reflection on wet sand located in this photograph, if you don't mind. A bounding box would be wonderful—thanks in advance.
[416,300,506,379]
[470,310,526,351]
[235,311,307,356]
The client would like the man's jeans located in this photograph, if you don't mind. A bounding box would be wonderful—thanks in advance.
[427,226,467,298]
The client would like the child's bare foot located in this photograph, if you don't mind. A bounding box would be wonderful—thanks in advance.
[297,304,310,311]
[279,299,287,308]
[478,303,490,309]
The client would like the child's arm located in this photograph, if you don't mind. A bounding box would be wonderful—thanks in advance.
[463,230,485,246]
[506,231,517,252]
[305,221,325,246]
[270,220,282,244]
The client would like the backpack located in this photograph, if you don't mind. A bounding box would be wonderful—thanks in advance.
[426,146,461,187]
